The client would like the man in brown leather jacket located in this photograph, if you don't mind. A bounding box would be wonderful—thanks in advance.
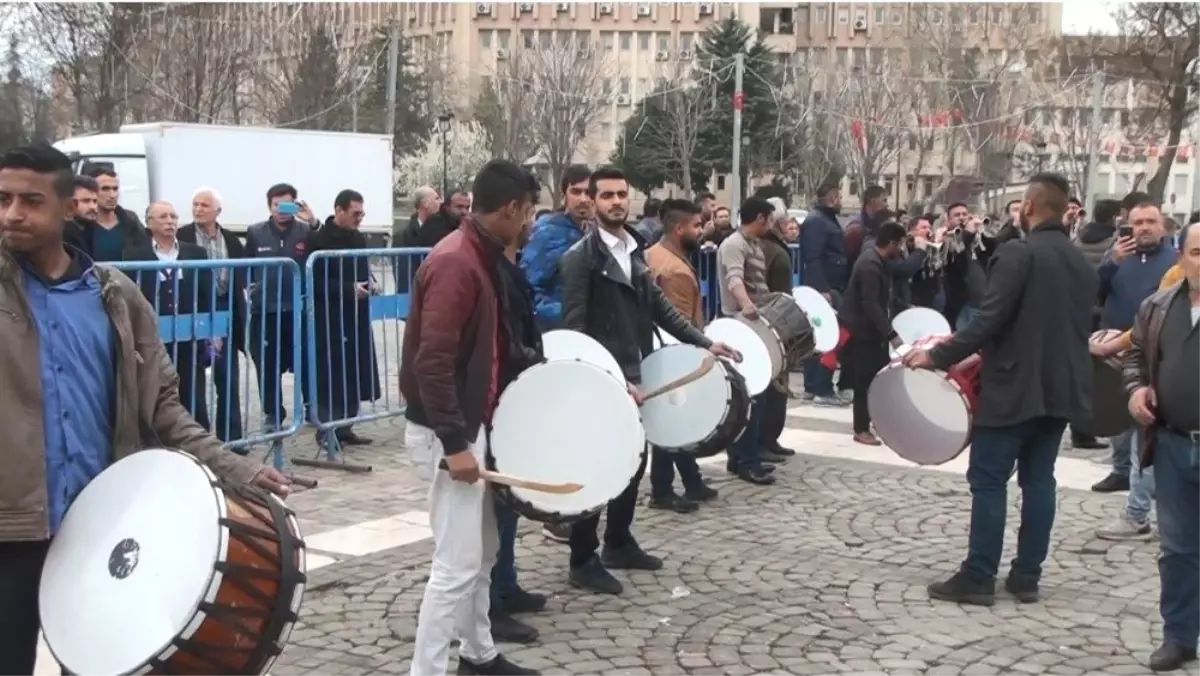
[1122,221,1200,673]
[0,144,289,674]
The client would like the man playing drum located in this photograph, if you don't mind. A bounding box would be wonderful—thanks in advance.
[559,166,739,596]
[716,197,779,485]
[644,198,719,512]
[0,144,292,674]
[902,173,1097,606]
[399,160,541,676]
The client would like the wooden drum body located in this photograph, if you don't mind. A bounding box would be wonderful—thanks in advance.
[40,449,306,675]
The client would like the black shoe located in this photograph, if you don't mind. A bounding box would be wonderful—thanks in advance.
[337,428,374,446]
[1091,472,1130,493]
[648,494,700,513]
[1071,434,1107,450]
[500,586,546,614]
[542,522,572,543]
[725,459,739,475]
[727,459,775,475]
[458,653,540,675]
[1004,573,1039,603]
[760,449,789,464]
[684,484,719,502]
[488,610,539,644]
[927,571,995,606]
[738,468,776,485]
[1149,643,1198,672]
[601,543,663,571]
[768,442,796,456]
[569,556,623,595]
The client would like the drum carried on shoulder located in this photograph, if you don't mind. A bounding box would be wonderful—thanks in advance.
[40,449,306,675]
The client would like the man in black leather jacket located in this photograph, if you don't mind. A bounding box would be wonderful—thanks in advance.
[558,166,738,597]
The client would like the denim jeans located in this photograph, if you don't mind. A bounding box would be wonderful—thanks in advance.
[1126,434,1156,523]
[1110,428,1134,478]
[803,358,835,397]
[963,417,1067,582]
[490,499,519,607]
[955,305,981,330]
[649,448,704,498]
[1154,428,1200,649]
[731,392,767,471]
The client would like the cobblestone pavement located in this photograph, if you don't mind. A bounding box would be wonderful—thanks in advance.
[268,412,1162,676]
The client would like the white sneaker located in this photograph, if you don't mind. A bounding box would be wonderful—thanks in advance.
[1095,516,1153,541]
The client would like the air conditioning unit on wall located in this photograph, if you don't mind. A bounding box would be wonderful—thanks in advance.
[475,4,492,17]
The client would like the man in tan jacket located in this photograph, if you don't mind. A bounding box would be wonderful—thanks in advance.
[0,144,290,673]
[643,198,717,512]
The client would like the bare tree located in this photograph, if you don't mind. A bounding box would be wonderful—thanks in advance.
[506,36,611,208]
[1088,3,1199,201]
[823,63,908,194]
[473,65,539,165]
[776,67,847,202]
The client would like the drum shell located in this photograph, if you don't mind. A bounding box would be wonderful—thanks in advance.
[654,359,752,458]
[755,292,817,370]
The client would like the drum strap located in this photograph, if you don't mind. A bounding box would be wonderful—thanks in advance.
[146,482,306,674]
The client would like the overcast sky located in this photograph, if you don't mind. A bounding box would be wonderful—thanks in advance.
[1061,0,1123,35]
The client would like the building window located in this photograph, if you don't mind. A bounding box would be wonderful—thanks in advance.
[1174,174,1188,198]
[779,8,795,34]
[557,31,571,47]
[883,176,894,196]
[1010,8,1021,25]
[930,8,943,24]
[679,32,694,52]
[874,7,884,24]
[522,30,535,49]
[619,76,630,94]
[849,179,859,196]
[836,47,848,67]
[479,30,492,49]
[837,8,849,24]
[717,175,727,191]
[992,8,1004,24]
[816,6,827,23]
[905,175,915,195]
[620,32,631,50]
[497,30,510,49]
[891,9,903,24]
[657,32,670,51]
[811,47,826,66]
[796,6,808,22]
[601,77,612,96]
[759,8,776,32]
[600,31,614,50]
[638,31,650,50]
[968,7,980,23]
[950,7,963,25]
[1029,6,1041,23]
[922,177,935,197]
[637,77,647,95]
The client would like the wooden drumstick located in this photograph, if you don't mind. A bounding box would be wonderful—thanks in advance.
[438,460,583,494]
[641,355,717,402]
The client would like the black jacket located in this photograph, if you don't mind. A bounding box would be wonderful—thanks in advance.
[840,246,894,343]
[415,209,459,248]
[560,226,711,383]
[497,254,543,389]
[760,231,794,293]
[929,221,1099,428]
[63,207,151,262]
[125,240,214,319]
[178,222,249,349]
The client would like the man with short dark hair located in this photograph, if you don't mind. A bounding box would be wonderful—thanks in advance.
[521,164,592,333]
[634,197,663,244]
[306,189,380,448]
[412,189,469,248]
[63,175,101,256]
[841,219,908,445]
[903,173,1098,606]
[80,163,149,261]
[245,182,316,430]
[558,166,738,595]
[401,159,541,676]
[844,184,888,265]
[701,204,735,247]
[1065,196,1083,235]
[719,197,780,484]
[0,144,289,674]
[799,183,851,407]
[645,198,718,512]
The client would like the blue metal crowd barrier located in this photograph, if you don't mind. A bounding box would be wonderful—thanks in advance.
[110,258,306,473]
[299,248,424,473]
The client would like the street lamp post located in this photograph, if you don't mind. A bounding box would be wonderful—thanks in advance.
[437,113,454,197]
[1034,141,1048,174]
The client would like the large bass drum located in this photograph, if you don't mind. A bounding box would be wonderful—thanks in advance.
[488,359,645,523]
[639,344,750,457]
[40,449,306,675]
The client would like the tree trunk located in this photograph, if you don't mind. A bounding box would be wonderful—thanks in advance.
[1145,82,1189,201]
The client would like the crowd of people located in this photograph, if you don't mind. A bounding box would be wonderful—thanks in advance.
[0,137,1195,676]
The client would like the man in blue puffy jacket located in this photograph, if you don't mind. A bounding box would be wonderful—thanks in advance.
[520,164,593,331]
[798,183,851,407]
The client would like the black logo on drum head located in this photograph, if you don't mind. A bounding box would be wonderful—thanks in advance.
[108,538,140,580]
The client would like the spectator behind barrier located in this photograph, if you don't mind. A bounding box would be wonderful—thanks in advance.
[521,163,592,330]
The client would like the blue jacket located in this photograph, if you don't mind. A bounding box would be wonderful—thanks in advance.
[520,211,586,330]
[1099,240,1177,331]
[799,205,849,294]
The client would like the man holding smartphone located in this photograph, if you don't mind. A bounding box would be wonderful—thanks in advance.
[1091,198,1178,496]
[244,182,317,430]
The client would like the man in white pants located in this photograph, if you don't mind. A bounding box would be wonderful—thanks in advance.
[398,159,542,676]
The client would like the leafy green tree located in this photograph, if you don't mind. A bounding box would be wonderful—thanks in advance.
[694,18,783,194]
[610,102,671,196]
[0,34,28,149]
[278,26,351,131]
[357,23,433,157]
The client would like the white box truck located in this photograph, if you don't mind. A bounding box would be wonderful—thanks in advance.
[54,122,396,245]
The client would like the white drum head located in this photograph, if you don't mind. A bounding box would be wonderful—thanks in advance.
[892,307,952,346]
[868,365,971,465]
[651,326,681,351]
[41,449,225,675]
[542,329,624,383]
[704,317,773,396]
[791,286,840,353]
[490,360,644,515]
[640,344,730,449]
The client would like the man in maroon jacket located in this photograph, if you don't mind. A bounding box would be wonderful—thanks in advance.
[399,159,540,676]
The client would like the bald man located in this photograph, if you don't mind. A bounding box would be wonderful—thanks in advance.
[129,200,216,429]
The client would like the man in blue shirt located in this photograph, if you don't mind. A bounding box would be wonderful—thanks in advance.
[0,144,291,674]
